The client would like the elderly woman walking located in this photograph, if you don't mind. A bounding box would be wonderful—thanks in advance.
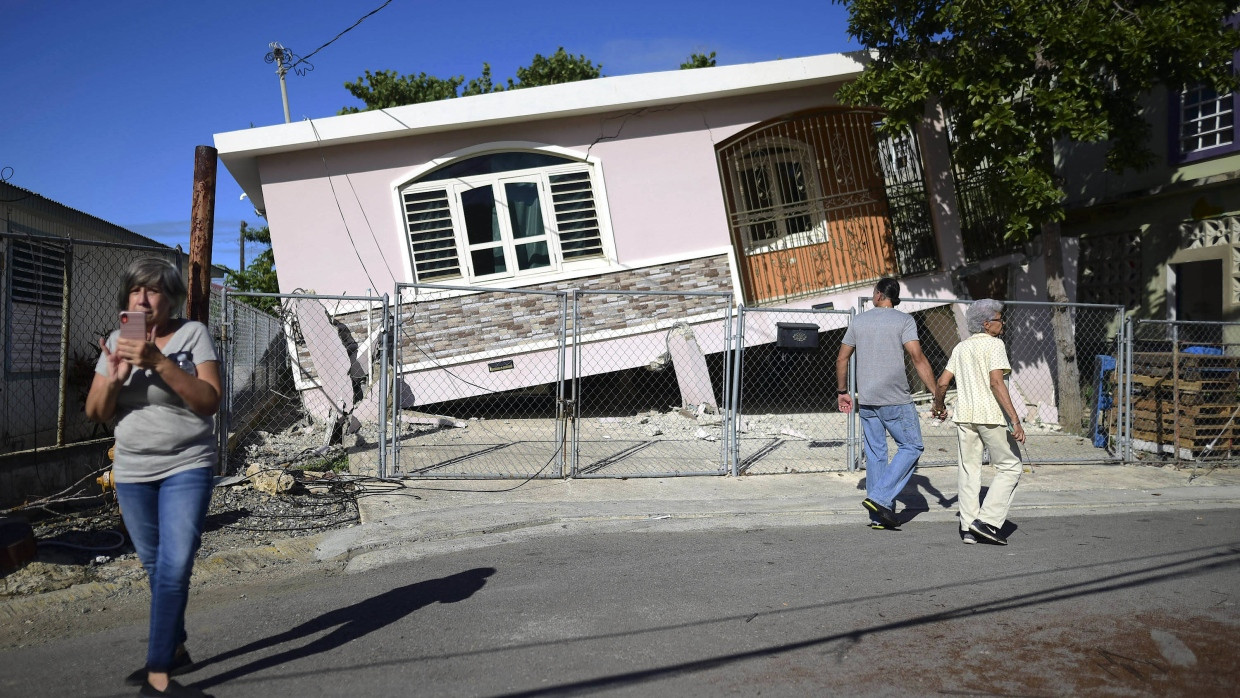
[931,299,1026,546]
[86,257,220,697]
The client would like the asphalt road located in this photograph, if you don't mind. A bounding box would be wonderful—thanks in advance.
[3,509,1239,697]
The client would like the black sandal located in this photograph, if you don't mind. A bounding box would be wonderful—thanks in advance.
[124,649,194,686]
[138,678,212,697]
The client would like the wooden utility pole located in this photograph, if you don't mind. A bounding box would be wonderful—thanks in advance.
[186,145,217,323]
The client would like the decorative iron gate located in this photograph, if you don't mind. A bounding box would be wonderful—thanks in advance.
[716,107,936,306]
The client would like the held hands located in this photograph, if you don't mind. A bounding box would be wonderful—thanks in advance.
[930,404,949,421]
[837,392,853,414]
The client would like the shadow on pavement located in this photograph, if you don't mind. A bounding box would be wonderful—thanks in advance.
[193,566,496,689]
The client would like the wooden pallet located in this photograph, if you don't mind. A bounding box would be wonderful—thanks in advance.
[1131,428,1236,451]
[1129,386,1237,406]
[1131,398,1240,417]
[1131,352,1240,369]
[1132,419,1233,439]
[1131,373,1237,392]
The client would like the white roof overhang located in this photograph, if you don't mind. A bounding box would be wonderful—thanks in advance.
[214,51,870,211]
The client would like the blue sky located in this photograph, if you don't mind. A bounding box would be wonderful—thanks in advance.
[1,0,856,271]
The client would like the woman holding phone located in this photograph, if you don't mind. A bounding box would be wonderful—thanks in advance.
[86,257,220,698]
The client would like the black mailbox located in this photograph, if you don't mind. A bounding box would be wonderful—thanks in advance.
[776,322,819,349]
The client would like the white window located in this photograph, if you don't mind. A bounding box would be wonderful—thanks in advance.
[401,152,606,282]
[6,239,65,374]
[726,139,825,252]
[1180,78,1235,156]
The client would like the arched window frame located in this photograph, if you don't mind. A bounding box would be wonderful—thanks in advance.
[396,144,613,284]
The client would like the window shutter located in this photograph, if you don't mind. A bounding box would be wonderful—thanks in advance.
[403,189,462,281]
[8,240,65,373]
[549,171,604,260]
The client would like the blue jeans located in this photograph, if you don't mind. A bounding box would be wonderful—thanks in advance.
[115,467,213,673]
[858,403,924,514]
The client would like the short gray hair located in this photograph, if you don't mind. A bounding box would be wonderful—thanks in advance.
[117,257,187,315]
[966,299,1004,334]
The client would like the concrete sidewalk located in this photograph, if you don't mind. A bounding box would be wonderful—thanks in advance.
[319,462,1240,573]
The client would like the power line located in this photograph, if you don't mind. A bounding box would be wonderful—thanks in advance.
[291,0,394,71]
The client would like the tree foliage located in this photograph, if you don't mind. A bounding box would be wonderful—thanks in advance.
[505,48,602,89]
[340,48,603,113]
[223,221,279,314]
[835,0,1240,239]
[341,48,720,112]
[680,51,718,69]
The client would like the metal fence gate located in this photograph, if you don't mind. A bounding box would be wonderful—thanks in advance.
[732,306,855,475]
[1127,319,1240,464]
[391,283,569,480]
[569,290,734,478]
[855,297,1127,466]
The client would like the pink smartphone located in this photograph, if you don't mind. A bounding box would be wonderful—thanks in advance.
[119,311,146,342]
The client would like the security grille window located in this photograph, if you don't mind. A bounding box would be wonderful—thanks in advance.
[7,239,66,374]
[877,128,938,276]
[1174,14,1239,163]
[1179,74,1236,158]
[729,140,823,251]
[401,151,606,282]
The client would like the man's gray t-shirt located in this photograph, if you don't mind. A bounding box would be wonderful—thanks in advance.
[95,320,218,483]
[841,307,919,406]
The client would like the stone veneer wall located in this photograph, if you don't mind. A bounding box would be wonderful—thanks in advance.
[395,254,732,368]
[286,254,733,383]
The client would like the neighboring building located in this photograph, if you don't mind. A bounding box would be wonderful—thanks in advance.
[214,53,1075,415]
[1064,52,1240,333]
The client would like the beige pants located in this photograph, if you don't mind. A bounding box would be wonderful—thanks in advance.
[955,422,1022,530]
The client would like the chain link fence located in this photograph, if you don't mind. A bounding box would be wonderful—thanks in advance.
[732,307,854,475]
[570,290,734,478]
[14,235,1229,497]
[1,233,182,457]
[855,297,1125,466]
[218,291,391,478]
[1127,319,1240,463]
[391,283,568,479]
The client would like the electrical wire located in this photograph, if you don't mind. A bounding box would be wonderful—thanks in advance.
[290,0,393,71]
[305,118,382,293]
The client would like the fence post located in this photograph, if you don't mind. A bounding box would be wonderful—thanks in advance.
[218,287,231,475]
[1171,323,1181,465]
[54,240,73,448]
[378,293,389,479]
[729,306,745,477]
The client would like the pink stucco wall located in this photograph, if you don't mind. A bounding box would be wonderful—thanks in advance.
[256,86,846,296]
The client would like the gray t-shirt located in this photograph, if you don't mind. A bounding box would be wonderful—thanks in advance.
[841,307,919,406]
[95,320,218,483]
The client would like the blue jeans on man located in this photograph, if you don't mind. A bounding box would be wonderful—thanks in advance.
[858,403,924,521]
[115,466,213,673]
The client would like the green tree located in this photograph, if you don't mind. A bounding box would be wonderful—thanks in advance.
[340,48,602,112]
[340,70,465,113]
[680,51,717,69]
[224,221,279,314]
[504,48,602,89]
[836,0,1240,432]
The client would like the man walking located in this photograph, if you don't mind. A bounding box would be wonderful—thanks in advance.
[837,278,938,530]
[932,299,1026,545]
